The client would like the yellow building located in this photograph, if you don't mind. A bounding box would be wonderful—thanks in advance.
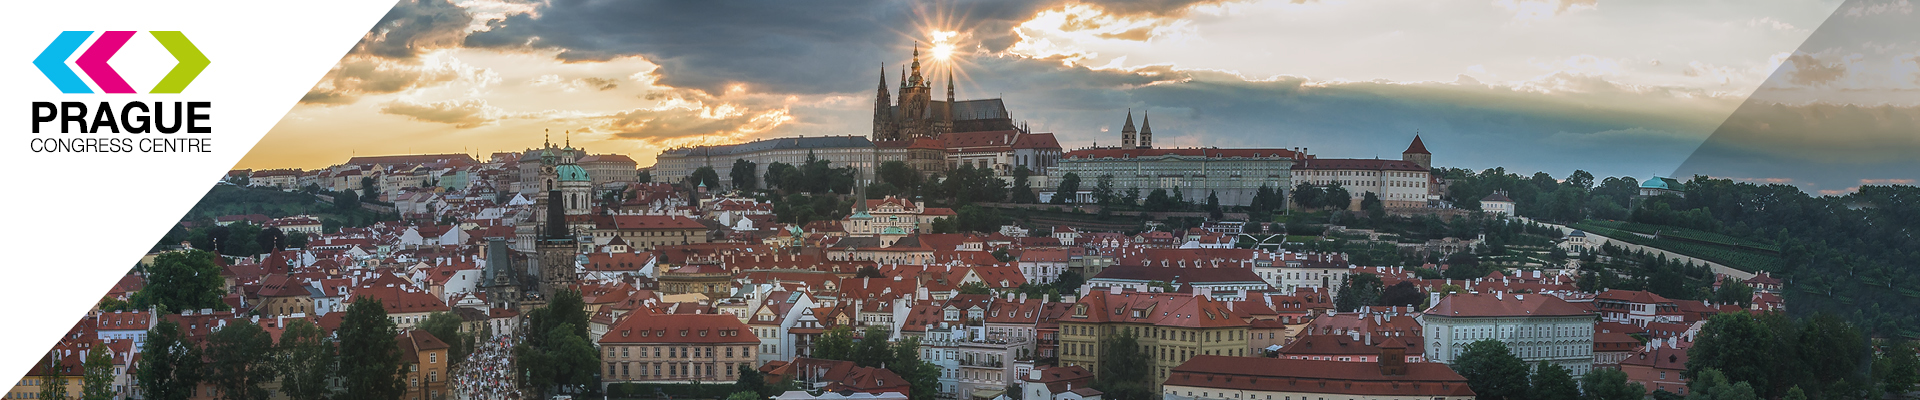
[10,352,83,400]
[597,311,760,388]
[399,329,451,400]
[1056,289,1251,392]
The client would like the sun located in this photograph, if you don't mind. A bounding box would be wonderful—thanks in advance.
[931,42,956,60]
[927,30,959,61]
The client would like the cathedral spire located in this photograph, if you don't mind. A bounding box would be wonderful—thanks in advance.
[947,71,955,102]
[909,41,924,88]
[1139,111,1152,149]
[1120,109,1138,149]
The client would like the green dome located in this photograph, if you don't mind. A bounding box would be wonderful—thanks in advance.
[557,164,590,182]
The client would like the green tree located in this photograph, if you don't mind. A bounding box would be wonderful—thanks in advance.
[539,323,601,396]
[132,250,226,313]
[1582,368,1646,400]
[1686,313,1775,393]
[1878,340,1920,397]
[1361,192,1385,219]
[877,161,921,196]
[636,170,652,183]
[286,231,309,249]
[1453,339,1530,400]
[334,189,361,213]
[1092,175,1116,207]
[360,176,380,202]
[1294,182,1323,209]
[1322,183,1352,211]
[1711,278,1753,308]
[889,336,939,400]
[1011,166,1038,204]
[516,289,597,398]
[1783,386,1807,400]
[1092,328,1152,400]
[276,319,336,400]
[813,325,856,361]
[1052,173,1081,204]
[1144,189,1172,212]
[418,311,471,365]
[206,320,275,400]
[736,364,771,397]
[1334,273,1384,312]
[1528,361,1580,400]
[727,392,760,400]
[138,320,204,400]
[731,159,759,190]
[690,166,722,192]
[338,298,405,400]
[82,341,113,400]
[1206,190,1223,220]
[855,326,895,368]
[40,356,71,400]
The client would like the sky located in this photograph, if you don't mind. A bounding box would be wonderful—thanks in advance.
[244,0,1913,193]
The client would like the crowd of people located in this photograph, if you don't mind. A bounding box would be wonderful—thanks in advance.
[453,333,522,400]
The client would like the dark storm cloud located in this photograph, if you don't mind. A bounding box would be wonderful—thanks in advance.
[302,0,478,105]
[357,0,475,60]
[461,0,1229,96]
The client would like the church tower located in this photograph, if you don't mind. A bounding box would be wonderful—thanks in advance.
[1120,110,1137,149]
[1138,110,1153,149]
[897,43,933,139]
[1402,135,1432,169]
[535,132,579,298]
[484,238,520,310]
[557,132,592,216]
[873,64,894,141]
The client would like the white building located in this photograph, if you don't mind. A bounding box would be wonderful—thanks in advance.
[1420,291,1597,377]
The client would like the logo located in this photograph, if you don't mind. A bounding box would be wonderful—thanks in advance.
[33,31,209,94]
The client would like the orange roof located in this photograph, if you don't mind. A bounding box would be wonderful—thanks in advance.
[600,311,759,345]
[1167,356,1473,397]
[1062,290,1248,328]
[1426,292,1589,318]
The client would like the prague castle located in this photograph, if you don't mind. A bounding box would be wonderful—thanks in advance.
[871,44,1017,141]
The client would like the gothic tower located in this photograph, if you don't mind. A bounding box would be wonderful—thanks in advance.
[1120,110,1137,149]
[484,238,520,310]
[873,64,894,141]
[1138,110,1153,149]
[897,44,933,139]
[937,71,954,136]
[535,133,579,298]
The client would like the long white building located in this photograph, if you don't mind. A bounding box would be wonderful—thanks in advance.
[1419,291,1597,377]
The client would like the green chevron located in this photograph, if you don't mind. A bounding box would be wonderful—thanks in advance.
[149,31,208,94]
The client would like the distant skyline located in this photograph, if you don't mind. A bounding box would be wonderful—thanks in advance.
[246,0,1900,193]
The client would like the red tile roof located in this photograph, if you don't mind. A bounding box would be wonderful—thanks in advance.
[1062,148,1303,160]
[1291,158,1427,172]
[600,311,759,345]
[1062,290,1248,328]
[1167,356,1473,397]
[1426,292,1590,318]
